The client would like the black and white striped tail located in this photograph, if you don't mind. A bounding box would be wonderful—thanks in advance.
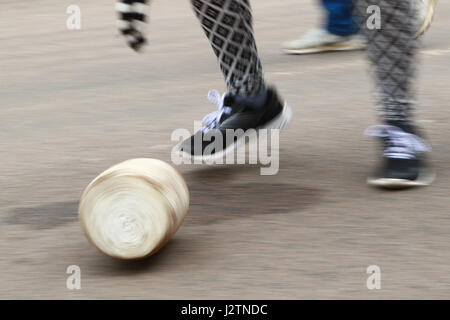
[115,0,150,51]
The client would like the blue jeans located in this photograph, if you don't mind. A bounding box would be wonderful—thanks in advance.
[322,0,359,36]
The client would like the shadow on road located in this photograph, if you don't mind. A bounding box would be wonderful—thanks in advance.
[5,201,79,229]
[183,165,322,226]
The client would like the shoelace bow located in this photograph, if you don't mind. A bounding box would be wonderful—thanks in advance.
[202,90,232,133]
[365,125,431,159]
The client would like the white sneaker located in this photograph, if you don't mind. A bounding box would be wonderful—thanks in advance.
[282,29,367,55]
[414,0,437,38]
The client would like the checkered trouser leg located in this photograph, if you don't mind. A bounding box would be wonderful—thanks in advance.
[190,0,265,96]
[355,0,418,123]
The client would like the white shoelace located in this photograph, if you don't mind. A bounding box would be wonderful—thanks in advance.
[365,125,430,159]
[202,90,232,133]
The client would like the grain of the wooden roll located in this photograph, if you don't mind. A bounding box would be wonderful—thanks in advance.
[79,158,189,260]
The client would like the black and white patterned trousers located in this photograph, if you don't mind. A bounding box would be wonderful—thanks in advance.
[355,0,418,123]
[190,0,265,96]
[192,0,418,123]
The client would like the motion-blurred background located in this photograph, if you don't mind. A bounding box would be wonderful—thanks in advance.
[0,0,449,299]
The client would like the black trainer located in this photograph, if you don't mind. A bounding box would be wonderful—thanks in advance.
[365,123,435,189]
[178,87,292,161]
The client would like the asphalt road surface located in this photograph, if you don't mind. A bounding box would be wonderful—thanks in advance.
[1,0,450,299]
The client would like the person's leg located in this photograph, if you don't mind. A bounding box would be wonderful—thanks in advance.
[282,0,366,55]
[355,0,434,188]
[356,0,416,128]
[180,0,291,160]
[322,0,359,36]
[191,0,265,97]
